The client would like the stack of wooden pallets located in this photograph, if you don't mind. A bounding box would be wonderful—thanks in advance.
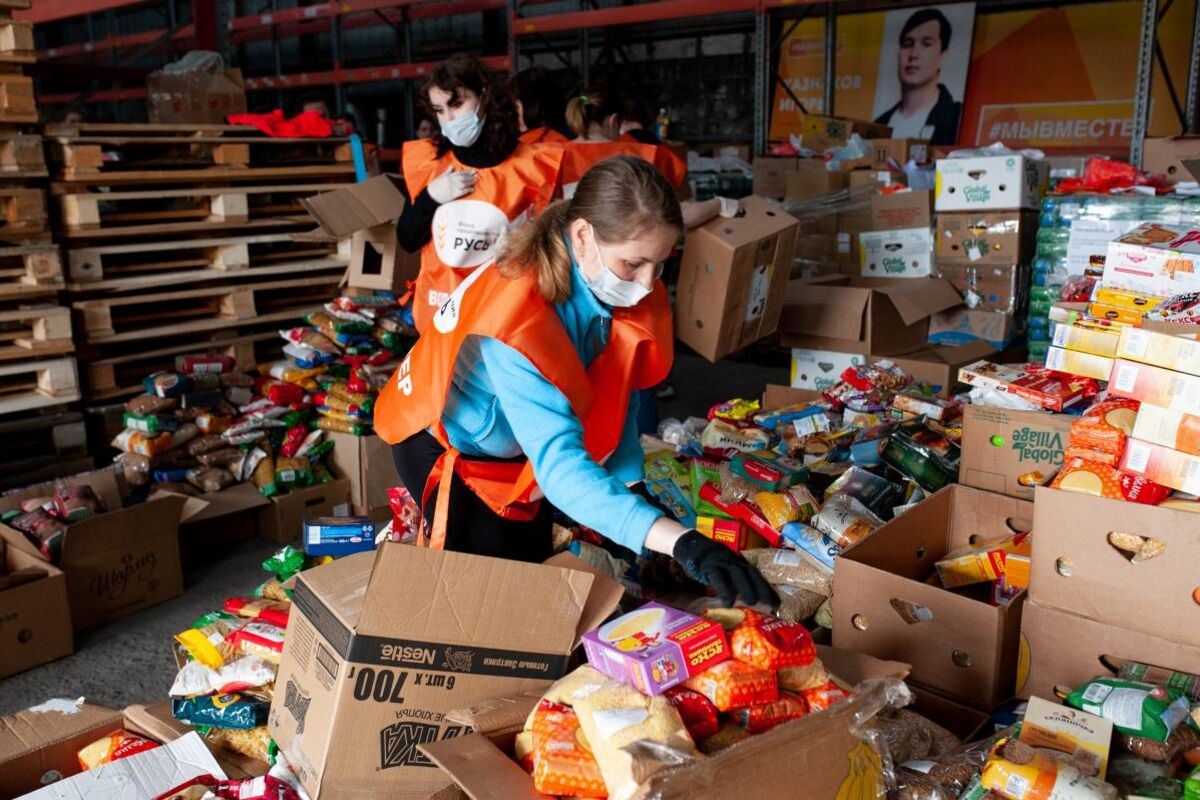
[0,2,90,485]
[47,122,355,405]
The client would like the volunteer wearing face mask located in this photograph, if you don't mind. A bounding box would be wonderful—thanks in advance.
[398,54,564,333]
[376,156,772,608]
[562,87,739,228]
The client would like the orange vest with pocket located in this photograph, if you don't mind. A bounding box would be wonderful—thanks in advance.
[374,259,673,549]
[402,138,563,332]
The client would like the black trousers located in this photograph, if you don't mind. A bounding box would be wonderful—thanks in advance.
[391,430,553,563]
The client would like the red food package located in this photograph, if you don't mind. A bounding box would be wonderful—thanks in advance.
[802,681,851,712]
[684,659,778,712]
[665,686,721,741]
[176,354,236,375]
[260,379,305,406]
[387,486,420,543]
[733,692,809,734]
[278,424,308,459]
[729,609,816,670]
[1069,398,1139,458]
[228,618,286,663]
[154,775,301,800]
[1051,457,1172,504]
[698,482,782,546]
[78,731,159,770]
[224,597,290,628]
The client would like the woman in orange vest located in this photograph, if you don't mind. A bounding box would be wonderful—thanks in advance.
[376,156,771,607]
[511,66,569,145]
[397,54,564,333]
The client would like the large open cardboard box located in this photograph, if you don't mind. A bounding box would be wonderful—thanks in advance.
[0,701,124,798]
[256,477,352,544]
[960,405,1071,500]
[326,430,402,518]
[834,484,1032,709]
[0,529,72,679]
[874,341,996,397]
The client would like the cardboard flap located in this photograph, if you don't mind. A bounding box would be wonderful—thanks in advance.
[762,384,823,410]
[933,339,998,364]
[543,552,623,646]
[784,280,870,340]
[0,700,123,763]
[697,195,798,249]
[291,227,341,244]
[420,734,545,800]
[445,691,543,735]
[179,496,211,523]
[875,279,963,325]
[179,482,270,524]
[301,174,407,237]
[816,644,910,684]
[123,701,190,744]
[62,494,186,560]
[1182,159,1200,181]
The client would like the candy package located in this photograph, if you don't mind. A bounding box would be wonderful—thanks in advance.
[77,731,159,770]
[684,658,778,712]
[172,693,269,730]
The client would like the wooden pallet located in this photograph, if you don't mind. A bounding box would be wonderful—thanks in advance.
[0,244,63,299]
[65,232,344,288]
[73,274,341,345]
[0,132,44,176]
[57,181,348,236]
[0,357,80,415]
[0,304,72,361]
[52,163,354,186]
[81,329,285,401]
[0,186,45,235]
[0,21,34,64]
[49,135,352,178]
[0,74,35,122]
[0,410,90,489]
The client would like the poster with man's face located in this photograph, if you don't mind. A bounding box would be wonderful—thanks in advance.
[871,3,975,146]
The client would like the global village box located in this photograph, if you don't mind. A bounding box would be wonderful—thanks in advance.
[268,544,622,799]
[959,404,1071,500]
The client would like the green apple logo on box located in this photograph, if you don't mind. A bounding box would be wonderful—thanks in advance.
[1011,426,1064,464]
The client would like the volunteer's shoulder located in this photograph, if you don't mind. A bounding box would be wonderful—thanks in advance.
[402,137,440,162]
[512,140,566,177]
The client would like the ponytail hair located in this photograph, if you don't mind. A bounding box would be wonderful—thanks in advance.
[500,155,683,303]
[564,86,621,137]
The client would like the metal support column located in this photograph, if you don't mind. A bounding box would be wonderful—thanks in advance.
[753,8,767,155]
[1186,1,1200,133]
[332,14,345,115]
[271,0,284,112]
[1130,0,1158,167]
[508,0,519,72]
[823,1,835,114]
[402,12,414,138]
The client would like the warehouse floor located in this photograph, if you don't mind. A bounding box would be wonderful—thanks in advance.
[0,351,787,716]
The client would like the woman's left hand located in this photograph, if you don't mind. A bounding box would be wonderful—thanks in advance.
[671,531,777,608]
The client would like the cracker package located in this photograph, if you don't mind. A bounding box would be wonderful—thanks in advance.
[683,658,778,712]
[1050,457,1171,504]
[528,700,606,798]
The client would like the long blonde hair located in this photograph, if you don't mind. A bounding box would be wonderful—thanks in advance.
[500,155,682,303]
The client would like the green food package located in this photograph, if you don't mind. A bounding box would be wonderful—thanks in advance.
[263,545,309,582]
[1066,677,1190,742]
[689,458,732,519]
[1186,763,1200,800]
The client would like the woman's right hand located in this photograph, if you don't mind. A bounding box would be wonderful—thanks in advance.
[427,166,477,204]
[671,530,777,608]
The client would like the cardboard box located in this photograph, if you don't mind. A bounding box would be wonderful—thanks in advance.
[935,263,1024,313]
[1131,402,1200,456]
[1108,358,1200,411]
[1017,597,1200,701]
[1120,438,1200,494]
[1044,346,1114,381]
[675,196,799,362]
[928,307,1019,349]
[0,469,188,633]
[779,275,962,355]
[834,484,1033,708]
[800,113,891,151]
[327,431,403,516]
[1052,321,1122,358]
[751,156,798,198]
[935,211,1038,265]
[873,341,997,397]
[783,160,847,201]
[859,227,934,278]
[178,482,270,569]
[147,67,246,125]
[124,701,265,780]
[762,384,823,409]
[960,405,1071,500]
[256,478,352,544]
[870,138,930,168]
[268,545,622,799]
[793,232,838,265]
[0,701,125,798]
[848,168,905,189]
[869,189,932,230]
[790,348,866,392]
[934,155,1049,211]
[1141,135,1200,179]
[1103,222,1200,297]
[420,646,908,800]
[0,529,72,679]
[1030,485,1200,646]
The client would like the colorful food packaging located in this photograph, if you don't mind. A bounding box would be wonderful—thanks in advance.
[700,418,773,455]
[697,483,783,547]
[959,361,1096,412]
[1066,678,1190,742]
[1050,457,1172,505]
[664,687,720,741]
[695,516,764,553]
[755,485,819,530]
[644,454,697,527]
[172,693,269,730]
[77,731,159,770]
[224,597,290,627]
[733,692,808,734]
[175,612,240,669]
[1070,398,1140,459]
[229,619,287,664]
[730,451,808,491]
[176,354,236,374]
[169,655,276,697]
[936,532,1031,589]
[689,460,730,518]
[980,738,1117,800]
[745,547,833,596]
[800,681,850,712]
[1131,403,1200,457]
[1052,320,1122,358]
[752,403,827,432]
[1088,301,1145,326]
[1115,326,1200,378]
[303,515,376,557]
[779,522,840,572]
[52,483,105,522]
[582,601,729,695]
[726,608,816,670]
[811,495,880,549]
[112,429,175,456]
[683,658,778,712]
[1045,346,1116,382]
[12,509,67,562]
[891,391,961,422]
[778,659,829,693]
[122,412,178,434]
[144,371,191,398]
[204,726,276,766]
[1109,358,1200,412]
[528,700,606,798]
[708,397,760,423]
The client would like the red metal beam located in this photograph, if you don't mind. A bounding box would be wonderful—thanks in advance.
[16,0,151,24]
[228,0,503,43]
[39,86,148,104]
[512,0,756,35]
[41,25,194,60]
[227,0,421,32]
[242,54,510,90]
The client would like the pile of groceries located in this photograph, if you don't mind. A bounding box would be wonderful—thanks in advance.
[106,288,413,500]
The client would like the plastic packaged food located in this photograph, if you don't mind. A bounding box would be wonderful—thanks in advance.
[175,612,240,668]
[1050,458,1172,504]
[664,686,721,741]
[274,455,312,489]
[1121,723,1200,763]
[1070,398,1140,459]
[1066,678,1190,742]
[743,547,833,596]
[12,509,68,562]
[684,659,778,712]
[528,700,606,797]
[125,393,177,415]
[187,467,235,493]
[779,522,841,572]
[701,418,773,455]
[731,451,808,492]
[260,380,305,407]
[778,659,829,693]
[77,731,159,770]
[725,608,815,670]
[251,448,277,497]
[112,429,174,457]
[172,693,269,731]
[734,692,808,734]
[53,483,105,522]
[1117,661,1200,701]
[801,681,851,712]
[187,434,227,457]
[698,721,752,755]
[197,447,244,470]
[122,411,178,434]
[812,494,882,549]
[697,482,784,547]
[981,738,1118,800]
[204,725,276,766]
[169,655,276,697]
[176,354,235,374]
[144,371,192,398]
[755,485,820,530]
[267,360,326,384]
[229,619,287,664]
[224,597,290,627]
[316,417,370,435]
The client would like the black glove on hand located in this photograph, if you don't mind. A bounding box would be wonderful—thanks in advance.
[672,531,777,608]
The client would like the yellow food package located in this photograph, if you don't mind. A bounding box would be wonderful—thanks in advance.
[754,485,819,530]
[981,739,1116,800]
[77,731,159,770]
[529,700,606,797]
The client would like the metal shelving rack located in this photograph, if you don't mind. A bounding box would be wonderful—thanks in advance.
[20,0,1200,165]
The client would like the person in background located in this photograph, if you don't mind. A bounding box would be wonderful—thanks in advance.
[511,66,568,144]
[618,93,661,145]
[397,54,564,333]
[376,155,772,608]
[61,108,84,124]
[873,8,962,146]
[415,116,435,139]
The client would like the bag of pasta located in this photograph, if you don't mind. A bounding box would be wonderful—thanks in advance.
[528,699,606,798]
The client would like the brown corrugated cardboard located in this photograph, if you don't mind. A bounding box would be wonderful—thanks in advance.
[256,478,352,544]
[1141,135,1200,179]
[934,262,1026,314]
[268,545,622,799]
[834,484,1033,709]
[783,161,847,201]
[675,196,799,362]
[928,307,1019,350]
[1030,486,1200,645]
[870,138,930,168]
[779,275,962,355]
[0,530,72,679]
[869,189,932,231]
[872,341,996,397]
[327,431,402,516]
[960,406,1070,500]
[0,469,188,633]
[177,482,270,569]
[800,113,891,151]
[0,700,124,798]
[420,646,907,800]
[147,68,246,125]
[849,169,905,189]
[935,211,1038,265]
[761,384,823,409]
[1017,597,1200,701]
[125,701,264,780]
[751,156,798,198]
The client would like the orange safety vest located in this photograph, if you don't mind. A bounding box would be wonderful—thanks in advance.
[619,133,688,190]
[401,138,564,333]
[558,140,685,199]
[374,260,673,550]
[520,126,568,144]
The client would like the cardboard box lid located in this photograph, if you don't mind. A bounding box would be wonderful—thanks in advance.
[866,279,964,326]
[301,174,407,238]
[694,195,798,250]
[444,691,545,736]
[784,277,872,340]
[542,552,624,646]
[176,482,270,524]
[0,699,123,774]
[421,733,545,800]
[762,384,823,410]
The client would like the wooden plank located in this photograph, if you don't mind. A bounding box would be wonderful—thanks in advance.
[65,254,348,293]
[0,186,45,234]
[49,134,351,146]
[0,304,73,361]
[0,456,93,491]
[58,214,313,241]
[0,357,80,415]
[0,246,63,299]
[54,164,356,185]
[44,122,333,137]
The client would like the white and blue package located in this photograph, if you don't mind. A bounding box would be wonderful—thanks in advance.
[780,522,840,571]
[304,515,376,557]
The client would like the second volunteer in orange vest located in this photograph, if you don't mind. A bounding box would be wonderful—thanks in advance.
[511,66,569,145]
[397,54,563,333]
[376,156,772,608]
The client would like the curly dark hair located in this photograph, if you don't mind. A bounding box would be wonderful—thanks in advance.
[419,54,519,159]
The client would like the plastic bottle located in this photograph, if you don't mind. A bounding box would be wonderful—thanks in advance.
[655,107,669,141]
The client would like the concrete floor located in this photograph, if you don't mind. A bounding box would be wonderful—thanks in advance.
[0,351,788,717]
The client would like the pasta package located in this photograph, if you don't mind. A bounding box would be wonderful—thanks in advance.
[172,693,269,731]
[77,731,159,770]
[176,611,240,668]
[683,659,778,712]
[205,725,275,765]
[528,700,606,798]
[726,608,816,670]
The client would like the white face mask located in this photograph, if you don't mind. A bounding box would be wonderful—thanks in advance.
[441,109,485,148]
[585,224,652,308]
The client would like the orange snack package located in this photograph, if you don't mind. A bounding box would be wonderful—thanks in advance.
[529,700,607,798]
[684,659,778,712]
[1069,398,1139,458]
[733,692,809,734]
[1064,445,1119,467]
[1050,457,1171,505]
[802,681,851,712]
[728,608,816,671]
[78,731,159,770]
